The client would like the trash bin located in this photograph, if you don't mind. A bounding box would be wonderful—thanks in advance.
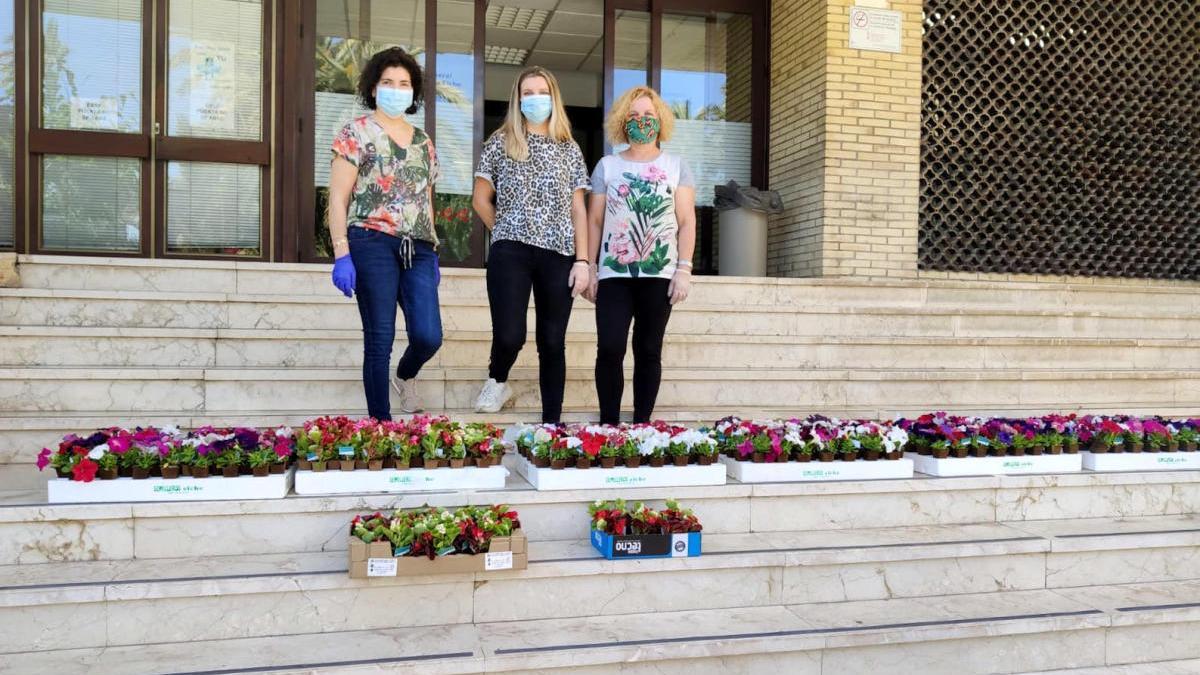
[713,181,783,277]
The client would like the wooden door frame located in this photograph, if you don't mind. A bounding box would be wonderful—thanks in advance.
[26,0,275,260]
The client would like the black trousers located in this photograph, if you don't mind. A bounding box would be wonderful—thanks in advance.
[486,240,575,423]
[595,278,673,425]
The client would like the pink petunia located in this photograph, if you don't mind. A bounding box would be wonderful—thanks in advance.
[36,448,51,471]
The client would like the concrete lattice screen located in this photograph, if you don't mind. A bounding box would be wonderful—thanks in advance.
[919,0,1200,280]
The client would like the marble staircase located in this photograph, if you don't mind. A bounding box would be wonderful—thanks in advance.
[3,254,1200,487]
[3,255,1200,672]
[2,464,1200,672]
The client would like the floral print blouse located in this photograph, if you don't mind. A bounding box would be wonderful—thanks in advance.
[331,115,440,244]
[591,151,694,280]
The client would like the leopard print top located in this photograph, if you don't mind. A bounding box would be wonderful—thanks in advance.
[475,131,590,257]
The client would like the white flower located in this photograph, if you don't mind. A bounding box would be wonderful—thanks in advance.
[638,431,670,456]
[672,429,715,450]
[533,428,553,444]
[565,437,583,449]
[881,426,909,453]
[87,444,109,460]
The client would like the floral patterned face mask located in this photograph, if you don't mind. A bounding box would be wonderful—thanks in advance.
[625,116,660,145]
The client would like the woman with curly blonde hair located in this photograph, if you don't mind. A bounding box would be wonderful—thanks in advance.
[584,86,696,424]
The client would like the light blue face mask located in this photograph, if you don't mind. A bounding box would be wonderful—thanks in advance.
[376,87,414,118]
[520,94,553,124]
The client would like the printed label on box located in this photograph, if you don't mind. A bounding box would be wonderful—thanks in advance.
[484,550,514,571]
[613,535,670,557]
[671,533,689,557]
[366,558,397,577]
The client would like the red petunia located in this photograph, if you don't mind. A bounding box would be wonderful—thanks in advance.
[579,433,603,459]
[72,457,98,483]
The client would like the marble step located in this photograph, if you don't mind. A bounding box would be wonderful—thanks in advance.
[18,253,1200,314]
[4,578,1200,674]
[2,365,1198,416]
[1036,659,1200,674]
[6,288,1200,340]
[2,464,1198,564]
[5,326,1200,371]
[2,517,1200,654]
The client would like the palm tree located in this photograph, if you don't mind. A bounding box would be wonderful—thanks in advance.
[315,37,469,107]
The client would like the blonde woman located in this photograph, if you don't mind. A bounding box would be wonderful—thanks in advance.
[471,66,591,421]
[584,86,696,424]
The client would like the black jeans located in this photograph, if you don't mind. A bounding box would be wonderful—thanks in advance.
[594,278,673,425]
[348,228,443,421]
[486,240,575,423]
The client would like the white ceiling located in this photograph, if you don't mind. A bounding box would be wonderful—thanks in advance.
[314,1,731,77]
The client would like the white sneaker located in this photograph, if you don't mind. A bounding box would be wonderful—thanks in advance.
[474,378,513,413]
[391,377,424,413]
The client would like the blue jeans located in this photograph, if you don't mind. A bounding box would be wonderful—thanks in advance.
[348,227,442,420]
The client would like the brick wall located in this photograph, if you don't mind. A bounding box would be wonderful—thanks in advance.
[767,0,827,277]
[769,0,922,278]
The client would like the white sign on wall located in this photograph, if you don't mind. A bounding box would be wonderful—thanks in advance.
[849,6,903,54]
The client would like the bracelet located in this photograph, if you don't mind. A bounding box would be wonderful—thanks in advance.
[332,238,348,248]
[677,261,694,269]
[573,260,590,267]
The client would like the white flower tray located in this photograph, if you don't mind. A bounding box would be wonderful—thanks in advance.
[719,455,913,482]
[47,469,294,503]
[911,453,1082,477]
[513,455,726,491]
[293,465,508,495]
[1082,451,1200,472]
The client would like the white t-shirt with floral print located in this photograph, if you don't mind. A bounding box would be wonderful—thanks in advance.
[591,151,694,280]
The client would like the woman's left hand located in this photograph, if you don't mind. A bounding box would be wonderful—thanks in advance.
[568,262,591,299]
[668,269,691,305]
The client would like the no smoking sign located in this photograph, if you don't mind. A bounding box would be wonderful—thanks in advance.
[849,6,903,53]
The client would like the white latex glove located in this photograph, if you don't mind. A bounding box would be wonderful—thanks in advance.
[668,269,691,305]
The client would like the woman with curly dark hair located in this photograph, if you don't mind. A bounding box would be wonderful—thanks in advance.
[328,47,442,420]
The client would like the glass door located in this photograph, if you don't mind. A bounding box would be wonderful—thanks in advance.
[29,0,271,259]
[302,0,483,267]
[32,0,150,255]
[155,0,270,258]
[604,0,765,273]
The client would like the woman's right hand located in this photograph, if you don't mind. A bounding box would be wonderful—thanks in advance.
[332,254,356,298]
[582,265,599,303]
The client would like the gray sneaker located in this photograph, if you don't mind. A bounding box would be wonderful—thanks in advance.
[391,377,424,413]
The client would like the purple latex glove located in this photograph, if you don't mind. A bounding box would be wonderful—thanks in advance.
[331,254,356,298]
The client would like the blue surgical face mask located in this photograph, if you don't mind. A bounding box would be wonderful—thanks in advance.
[376,87,414,118]
[520,94,553,124]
